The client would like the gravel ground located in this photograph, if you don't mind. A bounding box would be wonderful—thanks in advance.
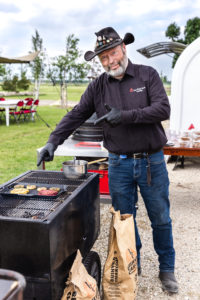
[92,156,200,299]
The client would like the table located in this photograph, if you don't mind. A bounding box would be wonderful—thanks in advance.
[163,145,200,169]
[163,145,200,157]
[0,100,19,126]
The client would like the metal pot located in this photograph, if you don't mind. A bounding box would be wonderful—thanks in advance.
[62,158,107,179]
[62,160,87,179]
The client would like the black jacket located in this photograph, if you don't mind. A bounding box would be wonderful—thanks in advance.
[48,60,170,154]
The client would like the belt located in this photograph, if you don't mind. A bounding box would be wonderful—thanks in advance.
[125,153,146,159]
[111,148,161,159]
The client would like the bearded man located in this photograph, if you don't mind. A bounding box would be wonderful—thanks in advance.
[37,27,178,294]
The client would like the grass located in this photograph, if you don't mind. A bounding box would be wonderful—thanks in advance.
[0,106,73,184]
[1,83,88,101]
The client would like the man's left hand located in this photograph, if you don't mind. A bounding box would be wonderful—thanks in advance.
[94,104,122,126]
[105,106,122,126]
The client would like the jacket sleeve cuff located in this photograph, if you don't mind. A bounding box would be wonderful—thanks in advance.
[121,110,136,124]
[47,135,61,147]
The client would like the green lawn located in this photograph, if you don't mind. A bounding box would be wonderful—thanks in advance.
[0,106,73,184]
[1,83,88,101]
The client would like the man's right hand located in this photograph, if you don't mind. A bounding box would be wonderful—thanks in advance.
[37,143,57,166]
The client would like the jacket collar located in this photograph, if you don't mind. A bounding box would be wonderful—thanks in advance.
[125,59,135,77]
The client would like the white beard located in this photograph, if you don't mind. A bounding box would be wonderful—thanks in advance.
[104,52,128,78]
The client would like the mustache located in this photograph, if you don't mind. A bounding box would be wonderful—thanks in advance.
[107,62,121,71]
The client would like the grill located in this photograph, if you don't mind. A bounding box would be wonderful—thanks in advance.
[0,171,91,220]
[0,170,100,300]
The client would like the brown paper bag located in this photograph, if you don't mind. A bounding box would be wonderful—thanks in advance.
[61,250,100,300]
[102,207,138,300]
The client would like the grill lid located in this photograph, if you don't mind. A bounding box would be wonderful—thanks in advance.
[72,113,103,142]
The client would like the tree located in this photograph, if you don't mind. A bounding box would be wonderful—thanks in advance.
[0,64,6,78]
[160,71,168,84]
[69,62,90,83]
[48,34,89,108]
[2,69,31,92]
[17,71,31,90]
[30,30,45,99]
[165,17,200,67]
[165,22,180,41]
[2,75,18,92]
[184,17,200,44]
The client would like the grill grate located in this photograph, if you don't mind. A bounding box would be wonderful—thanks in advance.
[0,195,62,219]
[17,171,90,185]
[0,171,92,220]
[13,171,91,186]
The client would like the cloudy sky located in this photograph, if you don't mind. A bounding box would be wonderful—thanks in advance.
[0,0,200,80]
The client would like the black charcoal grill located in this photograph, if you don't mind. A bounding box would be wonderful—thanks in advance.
[0,170,101,300]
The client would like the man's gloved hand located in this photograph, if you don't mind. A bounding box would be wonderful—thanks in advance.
[37,143,57,167]
[94,104,122,126]
[105,104,122,126]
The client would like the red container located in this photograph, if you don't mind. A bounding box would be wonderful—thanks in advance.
[88,169,109,194]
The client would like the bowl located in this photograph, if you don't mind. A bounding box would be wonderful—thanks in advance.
[178,139,190,147]
[62,160,88,179]
[180,137,190,141]
[193,141,200,148]
[193,131,200,135]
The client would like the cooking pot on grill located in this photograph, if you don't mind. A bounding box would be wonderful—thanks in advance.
[62,158,107,179]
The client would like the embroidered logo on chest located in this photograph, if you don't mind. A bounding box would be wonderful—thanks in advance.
[129,86,146,93]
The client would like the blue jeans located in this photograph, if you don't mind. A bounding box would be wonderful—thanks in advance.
[108,150,175,272]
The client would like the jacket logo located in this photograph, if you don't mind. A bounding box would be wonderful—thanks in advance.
[129,86,146,93]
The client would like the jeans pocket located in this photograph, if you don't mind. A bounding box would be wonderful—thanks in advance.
[108,153,120,166]
[147,151,168,183]
[149,150,165,165]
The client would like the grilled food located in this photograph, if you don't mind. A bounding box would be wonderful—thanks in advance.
[49,187,60,192]
[14,184,24,188]
[38,190,58,196]
[10,188,29,194]
[27,185,36,190]
[37,187,47,191]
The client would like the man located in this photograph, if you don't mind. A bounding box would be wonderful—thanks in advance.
[37,27,178,294]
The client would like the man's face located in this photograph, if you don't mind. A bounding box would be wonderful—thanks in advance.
[98,44,128,79]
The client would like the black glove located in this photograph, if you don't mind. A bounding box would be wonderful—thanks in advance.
[94,104,122,126]
[105,104,122,126]
[37,143,57,166]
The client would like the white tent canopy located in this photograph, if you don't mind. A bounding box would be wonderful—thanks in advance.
[0,51,39,64]
[170,37,200,132]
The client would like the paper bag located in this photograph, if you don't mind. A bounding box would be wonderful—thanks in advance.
[61,250,100,300]
[102,207,138,300]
